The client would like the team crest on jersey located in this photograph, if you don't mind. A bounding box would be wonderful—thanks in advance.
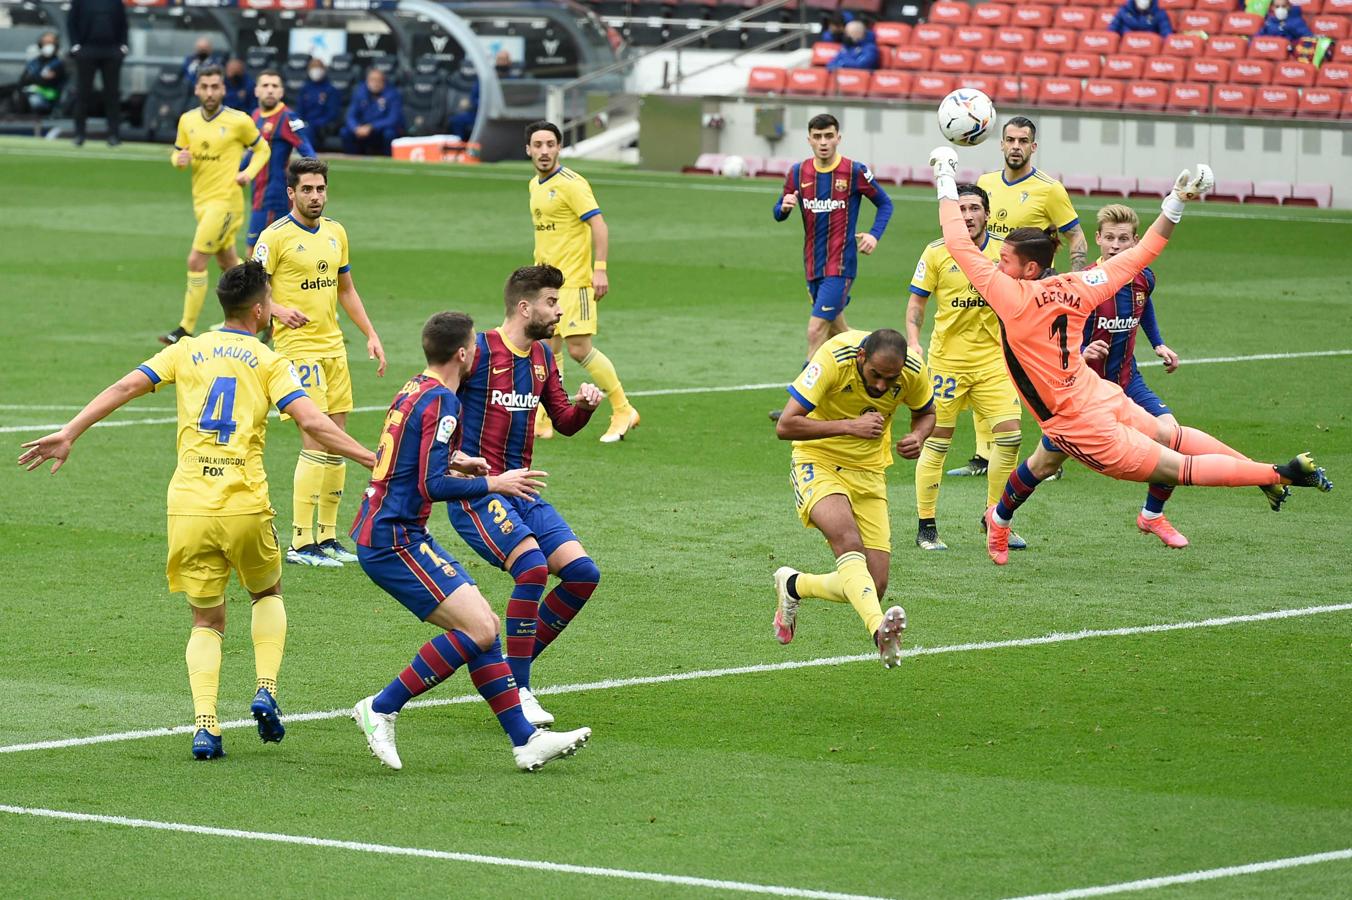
[1133,289,1147,311]
[834,178,848,192]
[548,189,557,200]
[435,415,458,443]
[329,237,338,251]
[1020,191,1029,204]
[533,363,547,383]
[263,122,274,135]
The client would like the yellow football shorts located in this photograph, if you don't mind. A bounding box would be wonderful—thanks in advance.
[557,285,598,338]
[790,459,890,552]
[166,511,282,597]
[280,356,353,420]
[192,201,243,255]
[929,362,1021,430]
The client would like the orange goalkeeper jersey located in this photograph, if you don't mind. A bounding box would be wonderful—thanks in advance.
[938,200,1167,423]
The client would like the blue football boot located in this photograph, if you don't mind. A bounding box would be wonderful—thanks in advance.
[191,728,225,760]
[251,687,286,744]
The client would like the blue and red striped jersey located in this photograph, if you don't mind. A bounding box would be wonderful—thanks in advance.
[248,103,315,213]
[1082,267,1164,388]
[457,329,594,475]
[773,156,893,281]
[351,371,488,548]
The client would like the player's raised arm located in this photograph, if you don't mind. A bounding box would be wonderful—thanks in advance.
[930,147,1022,318]
[18,368,156,473]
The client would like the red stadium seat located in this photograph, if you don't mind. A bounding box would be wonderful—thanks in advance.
[868,70,911,98]
[1291,182,1334,207]
[911,72,957,100]
[1231,59,1274,84]
[1187,58,1231,84]
[1103,54,1144,80]
[1078,31,1120,54]
[1036,29,1076,52]
[1039,77,1082,106]
[1094,8,1116,29]
[786,68,831,95]
[1082,79,1125,108]
[1212,83,1255,114]
[890,46,934,70]
[961,74,1002,98]
[1018,51,1059,76]
[1209,179,1253,202]
[760,158,793,180]
[927,1,969,25]
[1133,177,1176,198]
[685,153,726,175]
[1120,32,1163,56]
[747,67,787,94]
[1054,6,1095,29]
[872,22,912,47]
[1250,181,1292,204]
[972,4,1012,27]
[811,43,841,67]
[1337,42,1352,63]
[1097,175,1137,197]
[1145,56,1186,82]
[997,74,1042,104]
[1195,0,1234,9]
[1178,10,1222,33]
[1222,12,1264,34]
[833,68,871,96]
[1163,33,1203,58]
[1122,80,1168,110]
[954,26,995,48]
[841,0,883,12]
[1346,90,1352,117]
[1010,5,1053,28]
[1167,82,1211,112]
[1248,36,1291,59]
[872,163,908,185]
[1311,15,1350,39]
[1317,63,1352,89]
[1206,35,1248,59]
[1274,61,1316,86]
[933,48,975,72]
[974,49,1016,73]
[912,24,953,46]
[1062,174,1099,195]
[1326,0,1352,12]
[1060,53,1101,78]
[993,27,1035,50]
[1252,85,1298,115]
[1297,87,1343,116]
[1158,0,1190,8]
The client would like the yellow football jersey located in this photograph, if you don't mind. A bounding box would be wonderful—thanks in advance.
[528,166,601,288]
[977,167,1080,239]
[254,215,350,359]
[138,329,306,516]
[788,330,934,473]
[909,232,1005,372]
[174,106,262,211]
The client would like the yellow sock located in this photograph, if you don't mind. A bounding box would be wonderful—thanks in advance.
[180,270,209,333]
[915,437,951,520]
[974,415,995,462]
[251,594,287,695]
[315,454,345,545]
[292,450,327,548]
[186,625,223,735]
[580,347,630,414]
[795,570,847,603]
[835,551,883,637]
[988,431,1023,508]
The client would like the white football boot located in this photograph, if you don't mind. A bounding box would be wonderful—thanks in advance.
[513,726,591,772]
[517,687,555,728]
[876,606,907,670]
[352,695,402,770]
[772,566,800,645]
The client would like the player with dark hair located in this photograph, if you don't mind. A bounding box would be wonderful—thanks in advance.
[771,328,935,668]
[350,310,591,772]
[927,147,1332,566]
[446,264,604,727]
[243,69,315,256]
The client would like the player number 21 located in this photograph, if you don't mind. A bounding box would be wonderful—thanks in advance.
[197,376,238,444]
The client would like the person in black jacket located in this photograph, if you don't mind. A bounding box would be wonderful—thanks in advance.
[67,0,128,145]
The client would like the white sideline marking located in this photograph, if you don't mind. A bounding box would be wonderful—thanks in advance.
[2,602,1348,756]
[1002,847,1352,899]
[3,349,1350,435]
[0,805,887,900]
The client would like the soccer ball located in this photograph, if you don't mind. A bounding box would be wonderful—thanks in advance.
[720,155,747,178]
[937,88,996,147]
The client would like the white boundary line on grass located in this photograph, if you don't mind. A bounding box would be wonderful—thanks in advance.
[2,348,1349,435]
[1002,846,1352,899]
[0,804,888,900]
[3,602,1348,756]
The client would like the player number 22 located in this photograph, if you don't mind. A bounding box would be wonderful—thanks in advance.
[931,375,956,400]
[197,376,238,445]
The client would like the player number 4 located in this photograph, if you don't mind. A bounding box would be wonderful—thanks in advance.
[197,376,238,445]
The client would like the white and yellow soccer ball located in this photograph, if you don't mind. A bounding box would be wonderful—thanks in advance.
[937,88,996,147]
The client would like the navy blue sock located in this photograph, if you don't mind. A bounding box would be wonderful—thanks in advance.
[505,549,548,690]
[995,462,1045,523]
[373,629,478,715]
[1143,483,1173,515]
[468,638,535,747]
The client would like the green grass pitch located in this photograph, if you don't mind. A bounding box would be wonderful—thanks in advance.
[1,137,1350,898]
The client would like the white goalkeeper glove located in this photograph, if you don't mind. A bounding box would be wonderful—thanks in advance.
[929,146,959,201]
[1161,163,1214,222]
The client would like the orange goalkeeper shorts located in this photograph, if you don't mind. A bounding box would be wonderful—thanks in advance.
[1041,377,1164,482]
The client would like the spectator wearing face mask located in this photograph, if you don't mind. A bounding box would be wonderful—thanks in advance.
[341,67,403,156]
[18,31,67,114]
[182,37,226,86]
[298,59,341,134]
[1108,0,1174,37]
[826,20,881,71]
[1258,0,1313,41]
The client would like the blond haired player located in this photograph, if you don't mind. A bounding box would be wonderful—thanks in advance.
[906,183,1023,552]
[21,262,374,760]
[254,156,386,568]
[771,329,935,668]
[160,65,271,346]
[524,120,638,444]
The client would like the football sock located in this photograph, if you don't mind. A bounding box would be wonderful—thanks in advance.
[505,549,549,689]
[1170,426,1249,461]
[1179,455,1281,487]
[836,551,883,636]
[915,437,950,519]
[468,637,534,747]
[534,556,599,658]
[579,348,631,414]
[292,450,327,547]
[315,453,346,545]
[250,594,286,696]
[186,625,223,736]
[371,629,478,715]
[995,461,1045,524]
[1143,483,1174,517]
[973,416,995,464]
[180,270,208,333]
[988,431,1023,509]
[793,569,847,603]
